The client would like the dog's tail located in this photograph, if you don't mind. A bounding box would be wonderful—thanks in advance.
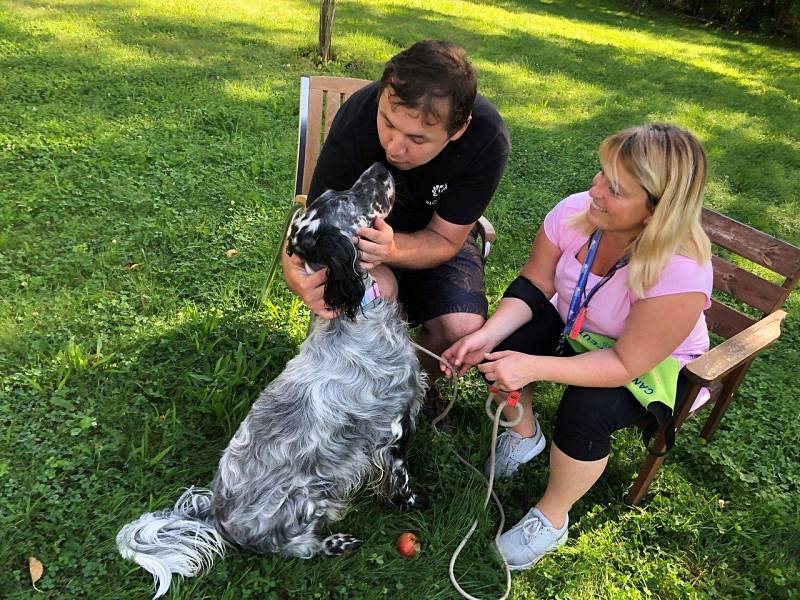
[116,486,227,599]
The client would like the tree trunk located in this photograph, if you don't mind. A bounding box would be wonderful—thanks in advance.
[319,0,337,63]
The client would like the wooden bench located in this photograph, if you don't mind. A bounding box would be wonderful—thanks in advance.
[626,209,800,505]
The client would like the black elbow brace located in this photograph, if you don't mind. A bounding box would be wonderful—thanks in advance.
[502,276,549,317]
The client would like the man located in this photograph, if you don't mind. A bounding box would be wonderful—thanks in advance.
[282,39,510,385]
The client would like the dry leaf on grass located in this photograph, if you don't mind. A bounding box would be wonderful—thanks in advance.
[225,248,239,258]
[28,555,43,591]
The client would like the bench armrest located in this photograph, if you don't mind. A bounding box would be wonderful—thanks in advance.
[684,310,786,386]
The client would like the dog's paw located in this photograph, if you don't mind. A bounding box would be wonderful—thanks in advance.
[323,533,363,556]
[398,491,429,512]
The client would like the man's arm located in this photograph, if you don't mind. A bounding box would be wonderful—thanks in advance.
[356,212,473,270]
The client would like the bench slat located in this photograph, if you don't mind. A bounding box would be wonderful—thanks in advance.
[702,209,800,279]
[710,255,788,315]
[705,300,756,339]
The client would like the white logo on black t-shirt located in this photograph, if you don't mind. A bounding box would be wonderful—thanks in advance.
[430,183,448,204]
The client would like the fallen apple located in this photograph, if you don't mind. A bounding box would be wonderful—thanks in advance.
[396,532,421,558]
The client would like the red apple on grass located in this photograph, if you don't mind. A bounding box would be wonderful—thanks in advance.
[396,532,421,557]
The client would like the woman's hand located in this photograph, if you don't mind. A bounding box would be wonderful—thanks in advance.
[440,329,497,378]
[281,249,338,319]
[356,217,395,270]
[478,350,537,391]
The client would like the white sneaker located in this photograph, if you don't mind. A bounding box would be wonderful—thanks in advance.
[486,415,546,479]
[496,507,568,570]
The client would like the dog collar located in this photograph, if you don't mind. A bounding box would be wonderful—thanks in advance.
[361,281,381,308]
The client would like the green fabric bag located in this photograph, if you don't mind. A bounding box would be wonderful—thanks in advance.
[567,330,682,454]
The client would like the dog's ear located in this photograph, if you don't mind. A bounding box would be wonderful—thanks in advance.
[304,225,365,320]
[286,222,312,259]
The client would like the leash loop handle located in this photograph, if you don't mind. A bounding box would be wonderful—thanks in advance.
[404,340,526,600]
[484,392,523,428]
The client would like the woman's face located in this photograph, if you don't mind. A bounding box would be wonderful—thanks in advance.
[587,160,653,240]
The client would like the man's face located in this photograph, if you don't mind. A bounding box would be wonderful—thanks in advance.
[376,88,469,171]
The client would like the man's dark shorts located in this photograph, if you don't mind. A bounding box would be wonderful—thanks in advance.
[392,233,487,325]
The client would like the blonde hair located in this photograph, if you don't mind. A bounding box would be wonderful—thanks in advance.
[574,123,711,297]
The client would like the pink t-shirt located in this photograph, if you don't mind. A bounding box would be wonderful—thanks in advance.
[543,192,713,366]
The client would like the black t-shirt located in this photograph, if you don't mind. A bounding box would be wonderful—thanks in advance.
[308,81,510,233]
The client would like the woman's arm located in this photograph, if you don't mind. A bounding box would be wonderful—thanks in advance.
[480,225,562,341]
[441,226,563,375]
[517,225,560,300]
[479,291,707,390]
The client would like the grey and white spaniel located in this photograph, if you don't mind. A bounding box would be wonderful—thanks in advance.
[117,163,428,598]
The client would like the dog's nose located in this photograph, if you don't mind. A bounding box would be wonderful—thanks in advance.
[367,162,390,180]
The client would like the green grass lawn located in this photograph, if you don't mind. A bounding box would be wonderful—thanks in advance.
[1,0,798,597]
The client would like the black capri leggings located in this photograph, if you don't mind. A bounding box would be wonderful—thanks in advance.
[493,302,687,462]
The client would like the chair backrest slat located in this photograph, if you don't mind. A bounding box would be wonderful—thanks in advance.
[710,255,789,315]
[301,87,325,197]
[324,91,343,138]
[702,208,800,279]
[701,207,800,340]
[295,75,373,197]
[705,299,757,340]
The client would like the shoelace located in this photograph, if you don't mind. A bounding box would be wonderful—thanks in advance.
[521,515,544,543]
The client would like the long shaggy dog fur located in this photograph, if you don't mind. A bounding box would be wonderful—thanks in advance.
[117,163,428,598]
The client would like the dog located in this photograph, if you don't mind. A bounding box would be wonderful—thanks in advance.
[117,163,428,598]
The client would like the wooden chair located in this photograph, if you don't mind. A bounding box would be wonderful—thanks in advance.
[292,75,496,261]
[626,209,800,505]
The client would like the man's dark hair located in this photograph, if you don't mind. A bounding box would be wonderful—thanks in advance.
[379,40,477,136]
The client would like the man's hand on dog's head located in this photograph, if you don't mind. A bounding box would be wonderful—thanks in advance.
[356,217,395,270]
[282,249,338,319]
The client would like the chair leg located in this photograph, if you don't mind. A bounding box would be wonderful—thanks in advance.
[699,361,751,442]
[625,380,702,506]
[625,452,668,506]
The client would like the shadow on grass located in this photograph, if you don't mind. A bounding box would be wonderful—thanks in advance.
[1,302,301,596]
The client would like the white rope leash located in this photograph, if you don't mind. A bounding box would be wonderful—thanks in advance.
[410,342,523,600]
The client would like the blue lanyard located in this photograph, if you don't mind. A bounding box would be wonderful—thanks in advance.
[562,230,628,340]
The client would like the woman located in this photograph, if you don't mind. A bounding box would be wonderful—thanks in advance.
[441,123,713,570]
